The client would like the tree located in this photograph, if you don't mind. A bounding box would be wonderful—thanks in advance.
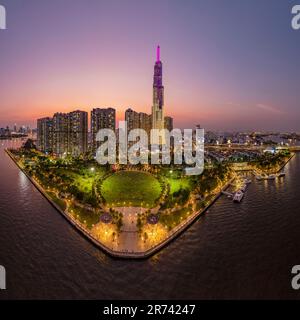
[23,139,36,150]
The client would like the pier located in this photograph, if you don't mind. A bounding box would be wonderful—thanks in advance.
[221,191,233,197]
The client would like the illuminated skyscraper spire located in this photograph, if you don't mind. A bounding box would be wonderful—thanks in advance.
[151,45,165,143]
[153,45,163,105]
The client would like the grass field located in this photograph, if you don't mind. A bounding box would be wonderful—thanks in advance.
[101,171,162,207]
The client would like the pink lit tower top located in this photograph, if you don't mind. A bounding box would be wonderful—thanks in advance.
[152,45,165,133]
[153,45,163,98]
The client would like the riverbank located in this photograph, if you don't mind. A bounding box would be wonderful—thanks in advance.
[277,153,295,173]
[5,148,236,259]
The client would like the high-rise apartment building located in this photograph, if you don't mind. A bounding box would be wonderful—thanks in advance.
[164,116,173,132]
[125,108,152,144]
[68,110,88,156]
[125,108,140,132]
[139,112,152,136]
[52,113,69,156]
[37,117,53,154]
[37,110,88,157]
[91,108,116,153]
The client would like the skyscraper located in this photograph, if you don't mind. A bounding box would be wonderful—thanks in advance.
[164,116,173,132]
[37,117,53,154]
[151,46,165,144]
[125,108,140,133]
[37,111,88,157]
[68,110,88,156]
[52,113,69,156]
[125,108,152,146]
[139,112,152,137]
[91,108,116,153]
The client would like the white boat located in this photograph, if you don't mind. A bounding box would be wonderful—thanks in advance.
[233,191,244,202]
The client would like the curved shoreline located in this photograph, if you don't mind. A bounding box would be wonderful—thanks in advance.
[3,149,239,259]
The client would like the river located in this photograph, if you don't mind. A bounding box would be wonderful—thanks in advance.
[0,139,300,299]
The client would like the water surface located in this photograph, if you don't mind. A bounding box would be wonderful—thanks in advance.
[0,139,300,299]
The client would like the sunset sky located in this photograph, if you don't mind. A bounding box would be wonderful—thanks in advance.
[0,0,299,131]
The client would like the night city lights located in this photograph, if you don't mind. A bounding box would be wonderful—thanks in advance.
[1,0,300,316]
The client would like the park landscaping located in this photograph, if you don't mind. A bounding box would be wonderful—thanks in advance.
[100,171,162,207]
[251,150,291,174]
[11,145,283,257]
[7,141,294,258]
[8,147,235,256]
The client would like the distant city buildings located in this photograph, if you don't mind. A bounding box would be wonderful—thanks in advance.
[0,126,10,137]
[0,124,31,139]
[91,108,116,153]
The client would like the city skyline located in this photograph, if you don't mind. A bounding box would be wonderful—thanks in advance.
[35,47,175,157]
[0,0,300,131]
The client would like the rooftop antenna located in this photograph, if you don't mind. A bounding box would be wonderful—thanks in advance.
[157,45,160,62]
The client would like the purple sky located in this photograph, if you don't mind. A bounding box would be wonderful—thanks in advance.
[0,0,299,131]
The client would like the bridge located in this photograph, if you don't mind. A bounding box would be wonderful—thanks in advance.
[206,145,300,152]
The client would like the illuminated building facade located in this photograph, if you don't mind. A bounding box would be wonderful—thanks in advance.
[151,46,165,137]
[37,117,53,154]
[91,108,116,153]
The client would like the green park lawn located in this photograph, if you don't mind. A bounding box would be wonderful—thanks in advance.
[101,171,162,207]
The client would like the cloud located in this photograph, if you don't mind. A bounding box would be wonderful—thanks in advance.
[255,104,285,115]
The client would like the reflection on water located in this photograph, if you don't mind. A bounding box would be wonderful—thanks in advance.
[0,140,300,299]
[18,170,28,190]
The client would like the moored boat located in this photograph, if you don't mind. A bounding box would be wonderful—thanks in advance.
[233,191,244,202]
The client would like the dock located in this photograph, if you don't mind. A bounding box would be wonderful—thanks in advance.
[221,191,233,197]
[222,178,251,203]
